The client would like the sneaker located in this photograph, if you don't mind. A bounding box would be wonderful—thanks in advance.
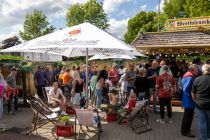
[168,118,172,123]
[156,119,164,124]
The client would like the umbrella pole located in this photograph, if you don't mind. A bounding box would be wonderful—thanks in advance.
[85,48,89,108]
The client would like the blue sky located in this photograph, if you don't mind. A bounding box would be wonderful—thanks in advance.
[0,0,163,42]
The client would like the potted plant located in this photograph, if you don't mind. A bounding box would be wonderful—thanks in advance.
[59,115,71,126]
[107,104,113,113]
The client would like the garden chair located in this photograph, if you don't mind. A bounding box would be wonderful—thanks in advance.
[42,86,53,104]
[75,109,102,140]
[118,100,152,134]
[34,93,61,113]
[27,97,59,134]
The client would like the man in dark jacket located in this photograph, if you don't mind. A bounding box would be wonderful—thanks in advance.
[181,64,198,137]
[192,64,210,140]
[34,66,47,98]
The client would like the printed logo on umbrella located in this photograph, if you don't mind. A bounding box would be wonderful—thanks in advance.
[68,28,81,36]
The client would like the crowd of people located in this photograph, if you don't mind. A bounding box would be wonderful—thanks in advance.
[0,58,210,140]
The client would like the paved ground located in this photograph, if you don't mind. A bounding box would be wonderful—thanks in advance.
[0,102,200,140]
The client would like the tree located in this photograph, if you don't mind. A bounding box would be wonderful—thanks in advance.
[66,0,109,30]
[20,10,55,41]
[184,0,210,17]
[1,36,21,49]
[163,0,185,18]
[124,11,167,44]
[164,0,210,18]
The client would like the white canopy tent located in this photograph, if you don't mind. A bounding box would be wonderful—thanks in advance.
[1,22,145,105]
[88,54,137,61]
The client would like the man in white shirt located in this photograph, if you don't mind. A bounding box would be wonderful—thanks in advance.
[49,82,66,114]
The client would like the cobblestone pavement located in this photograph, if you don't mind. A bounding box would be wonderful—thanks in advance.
[0,105,199,140]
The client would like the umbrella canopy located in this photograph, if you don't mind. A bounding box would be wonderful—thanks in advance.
[88,54,136,61]
[1,22,140,56]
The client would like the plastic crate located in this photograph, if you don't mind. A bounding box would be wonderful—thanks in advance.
[66,106,76,115]
[106,113,117,122]
[56,125,74,137]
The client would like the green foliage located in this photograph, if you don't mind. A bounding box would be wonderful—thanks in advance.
[59,115,70,123]
[164,0,210,18]
[22,62,34,72]
[176,55,210,61]
[124,11,167,44]
[66,0,109,30]
[184,0,210,17]
[1,36,21,49]
[20,10,55,41]
[52,61,65,67]
[0,55,23,60]
[163,0,185,18]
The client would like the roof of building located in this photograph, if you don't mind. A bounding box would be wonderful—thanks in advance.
[132,30,210,49]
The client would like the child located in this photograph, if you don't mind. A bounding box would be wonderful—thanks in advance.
[118,89,137,113]
[118,90,137,124]
[127,90,137,112]
[108,89,119,112]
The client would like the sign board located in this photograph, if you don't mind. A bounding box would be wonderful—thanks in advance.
[165,17,210,30]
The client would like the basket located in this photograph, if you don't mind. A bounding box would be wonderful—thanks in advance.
[56,125,74,137]
[106,113,117,122]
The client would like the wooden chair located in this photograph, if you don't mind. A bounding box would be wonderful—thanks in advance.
[27,97,59,134]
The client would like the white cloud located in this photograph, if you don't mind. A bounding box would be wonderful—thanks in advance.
[140,4,147,11]
[107,18,129,39]
[0,0,89,42]
[103,0,131,14]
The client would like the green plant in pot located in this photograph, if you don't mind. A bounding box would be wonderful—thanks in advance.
[59,115,71,125]
[107,104,113,113]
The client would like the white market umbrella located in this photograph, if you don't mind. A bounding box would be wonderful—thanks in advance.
[1,22,144,105]
[88,54,136,61]
[1,23,135,56]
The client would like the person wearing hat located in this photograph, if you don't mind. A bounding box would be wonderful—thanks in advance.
[6,67,18,114]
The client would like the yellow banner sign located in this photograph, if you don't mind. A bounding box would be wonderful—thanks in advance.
[165,17,210,30]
